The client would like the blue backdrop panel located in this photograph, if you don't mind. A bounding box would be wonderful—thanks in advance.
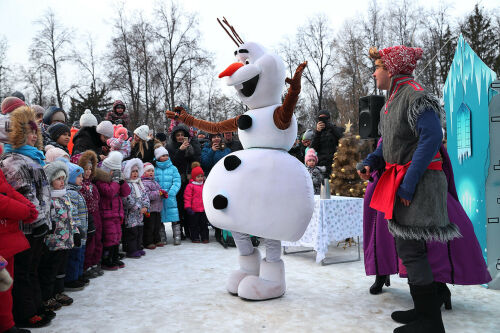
[443,35,497,267]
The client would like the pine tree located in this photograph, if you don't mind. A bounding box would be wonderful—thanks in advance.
[460,4,500,74]
[329,122,372,197]
[68,83,113,126]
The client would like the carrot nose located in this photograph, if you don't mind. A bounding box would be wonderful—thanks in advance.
[219,62,244,78]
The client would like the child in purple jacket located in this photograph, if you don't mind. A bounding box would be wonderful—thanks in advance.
[142,162,166,249]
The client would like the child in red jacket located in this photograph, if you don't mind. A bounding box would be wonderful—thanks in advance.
[183,166,209,243]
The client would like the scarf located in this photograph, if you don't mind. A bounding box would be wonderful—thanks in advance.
[128,178,144,198]
[3,144,46,166]
[192,181,203,185]
[50,189,67,198]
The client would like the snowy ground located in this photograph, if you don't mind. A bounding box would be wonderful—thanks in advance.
[32,227,500,333]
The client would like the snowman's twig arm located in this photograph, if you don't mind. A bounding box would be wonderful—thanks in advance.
[166,108,239,134]
[273,62,307,130]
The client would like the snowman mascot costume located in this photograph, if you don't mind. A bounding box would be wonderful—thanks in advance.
[166,42,314,301]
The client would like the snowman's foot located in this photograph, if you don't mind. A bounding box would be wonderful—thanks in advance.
[226,249,261,295]
[213,195,228,209]
[224,155,241,171]
[237,259,286,301]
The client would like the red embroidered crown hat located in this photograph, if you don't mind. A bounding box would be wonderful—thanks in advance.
[379,45,424,76]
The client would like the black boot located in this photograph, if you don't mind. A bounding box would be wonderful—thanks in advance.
[101,247,118,271]
[112,245,125,268]
[3,326,32,332]
[369,275,390,295]
[392,282,452,324]
[393,283,445,333]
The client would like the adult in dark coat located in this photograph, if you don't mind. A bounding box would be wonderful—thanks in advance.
[105,100,129,128]
[72,121,113,162]
[310,110,344,176]
[166,124,201,239]
[223,132,243,152]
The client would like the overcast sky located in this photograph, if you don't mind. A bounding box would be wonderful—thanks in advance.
[0,0,498,98]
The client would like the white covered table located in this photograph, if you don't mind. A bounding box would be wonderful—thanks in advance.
[282,195,363,265]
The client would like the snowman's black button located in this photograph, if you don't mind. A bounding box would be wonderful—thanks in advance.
[213,195,228,209]
[237,115,252,130]
[224,155,241,171]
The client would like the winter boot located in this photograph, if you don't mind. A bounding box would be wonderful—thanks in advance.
[370,275,390,295]
[112,245,125,268]
[237,258,286,301]
[42,298,62,311]
[126,251,141,259]
[16,315,51,329]
[101,247,118,271]
[172,223,181,246]
[159,223,167,245]
[226,249,261,295]
[64,280,85,291]
[3,326,32,332]
[55,293,73,306]
[393,283,445,333]
[93,264,104,276]
[391,282,451,324]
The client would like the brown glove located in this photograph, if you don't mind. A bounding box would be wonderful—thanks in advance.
[165,106,238,134]
[274,61,308,130]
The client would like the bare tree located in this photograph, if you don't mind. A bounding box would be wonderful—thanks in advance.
[30,9,74,107]
[294,14,337,112]
[22,63,51,106]
[108,6,143,128]
[336,19,371,133]
[74,34,101,90]
[0,36,11,99]
[363,0,386,94]
[385,0,423,46]
[154,0,210,113]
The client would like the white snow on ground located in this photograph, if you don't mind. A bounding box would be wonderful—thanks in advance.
[31,228,500,333]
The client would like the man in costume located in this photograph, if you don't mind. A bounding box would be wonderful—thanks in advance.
[359,45,461,333]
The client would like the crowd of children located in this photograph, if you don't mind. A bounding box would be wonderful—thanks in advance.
[0,96,212,333]
[0,93,321,332]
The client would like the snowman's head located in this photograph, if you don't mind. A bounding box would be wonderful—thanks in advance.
[219,42,286,109]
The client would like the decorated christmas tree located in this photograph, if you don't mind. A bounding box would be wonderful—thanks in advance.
[329,120,373,197]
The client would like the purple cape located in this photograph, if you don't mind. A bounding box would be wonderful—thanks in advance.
[363,145,491,285]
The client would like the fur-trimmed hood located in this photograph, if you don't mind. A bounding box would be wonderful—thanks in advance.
[94,167,112,183]
[78,150,98,179]
[9,106,43,149]
[123,158,144,179]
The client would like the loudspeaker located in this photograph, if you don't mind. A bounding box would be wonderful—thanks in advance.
[359,95,385,139]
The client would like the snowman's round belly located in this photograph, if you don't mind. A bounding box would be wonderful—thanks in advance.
[203,149,315,241]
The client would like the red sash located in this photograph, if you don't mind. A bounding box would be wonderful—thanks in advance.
[370,153,442,219]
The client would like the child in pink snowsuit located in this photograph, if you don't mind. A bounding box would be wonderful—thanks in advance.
[183,166,209,243]
[94,151,131,270]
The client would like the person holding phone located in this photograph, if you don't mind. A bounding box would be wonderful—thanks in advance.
[201,133,231,176]
[310,110,344,177]
[166,124,201,240]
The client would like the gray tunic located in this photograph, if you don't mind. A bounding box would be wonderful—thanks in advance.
[379,75,460,242]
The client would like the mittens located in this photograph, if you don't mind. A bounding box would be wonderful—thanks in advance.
[159,190,169,198]
[24,206,39,224]
[185,208,195,216]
